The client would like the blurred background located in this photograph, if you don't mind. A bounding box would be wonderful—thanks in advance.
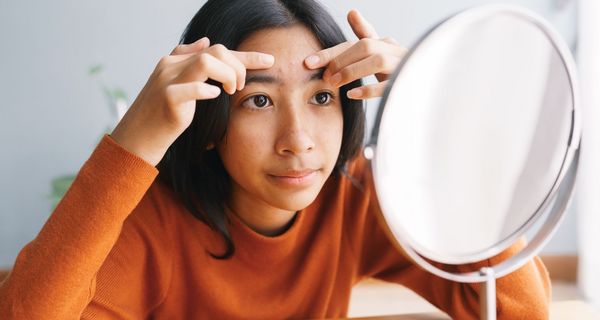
[0,0,598,317]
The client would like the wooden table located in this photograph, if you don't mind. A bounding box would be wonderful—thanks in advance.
[350,300,600,319]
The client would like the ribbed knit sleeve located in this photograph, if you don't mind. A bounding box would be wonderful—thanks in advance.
[0,135,158,320]
[81,183,175,319]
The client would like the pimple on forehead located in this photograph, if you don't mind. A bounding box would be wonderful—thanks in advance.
[237,25,324,85]
[237,25,322,59]
[276,58,307,73]
[289,59,302,67]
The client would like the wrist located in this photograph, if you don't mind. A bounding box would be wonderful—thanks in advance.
[109,129,166,167]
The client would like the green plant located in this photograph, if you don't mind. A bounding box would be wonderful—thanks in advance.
[49,175,76,209]
[48,65,128,209]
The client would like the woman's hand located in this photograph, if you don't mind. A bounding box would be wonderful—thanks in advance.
[304,9,407,100]
[110,38,275,166]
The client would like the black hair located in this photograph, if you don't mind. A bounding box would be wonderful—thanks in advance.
[157,0,365,259]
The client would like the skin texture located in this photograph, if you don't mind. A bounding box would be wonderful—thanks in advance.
[111,9,406,236]
[220,25,344,236]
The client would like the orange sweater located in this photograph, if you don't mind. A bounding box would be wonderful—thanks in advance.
[0,135,550,319]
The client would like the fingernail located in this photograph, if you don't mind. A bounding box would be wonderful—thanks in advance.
[200,37,209,46]
[347,88,362,99]
[208,86,221,97]
[261,54,275,65]
[330,73,342,86]
[305,55,320,67]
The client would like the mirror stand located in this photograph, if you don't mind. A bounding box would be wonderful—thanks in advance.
[479,267,496,320]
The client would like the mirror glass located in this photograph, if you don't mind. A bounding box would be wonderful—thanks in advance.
[372,8,574,265]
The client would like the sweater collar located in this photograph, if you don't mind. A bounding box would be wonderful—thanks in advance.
[227,207,307,266]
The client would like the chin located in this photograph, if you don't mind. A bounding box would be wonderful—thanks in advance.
[269,187,322,212]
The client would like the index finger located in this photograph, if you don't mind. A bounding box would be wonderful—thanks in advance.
[231,51,275,69]
[348,9,379,39]
[170,37,210,55]
[303,41,354,69]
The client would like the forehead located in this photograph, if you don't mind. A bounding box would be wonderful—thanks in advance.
[237,25,322,81]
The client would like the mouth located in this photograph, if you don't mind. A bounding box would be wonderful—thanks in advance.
[267,169,319,188]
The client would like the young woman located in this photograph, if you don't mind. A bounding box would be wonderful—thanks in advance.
[0,0,550,319]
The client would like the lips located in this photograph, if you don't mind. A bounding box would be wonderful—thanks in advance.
[268,169,319,187]
[273,169,317,178]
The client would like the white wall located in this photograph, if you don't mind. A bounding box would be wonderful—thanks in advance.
[577,0,600,308]
[0,0,577,268]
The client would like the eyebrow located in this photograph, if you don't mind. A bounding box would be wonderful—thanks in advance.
[245,68,325,85]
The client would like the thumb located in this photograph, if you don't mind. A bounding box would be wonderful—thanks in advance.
[347,9,379,39]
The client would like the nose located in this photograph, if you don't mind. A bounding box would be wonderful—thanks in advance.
[275,104,315,156]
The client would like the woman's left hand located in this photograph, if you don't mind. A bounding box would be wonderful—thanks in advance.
[304,9,407,100]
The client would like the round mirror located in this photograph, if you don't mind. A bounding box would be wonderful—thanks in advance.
[367,3,580,294]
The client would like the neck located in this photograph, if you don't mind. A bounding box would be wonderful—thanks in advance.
[227,196,297,237]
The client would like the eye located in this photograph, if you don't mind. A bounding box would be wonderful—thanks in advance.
[241,94,272,109]
[310,92,333,105]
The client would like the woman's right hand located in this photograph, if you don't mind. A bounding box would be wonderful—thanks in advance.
[110,37,275,166]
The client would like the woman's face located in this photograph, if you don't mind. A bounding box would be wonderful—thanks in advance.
[218,25,343,215]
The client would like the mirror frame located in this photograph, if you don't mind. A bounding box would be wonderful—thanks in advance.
[365,4,581,282]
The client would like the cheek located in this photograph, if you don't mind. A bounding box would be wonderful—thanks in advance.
[219,114,273,172]
[316,106,344,152]
[299,105,344,174]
